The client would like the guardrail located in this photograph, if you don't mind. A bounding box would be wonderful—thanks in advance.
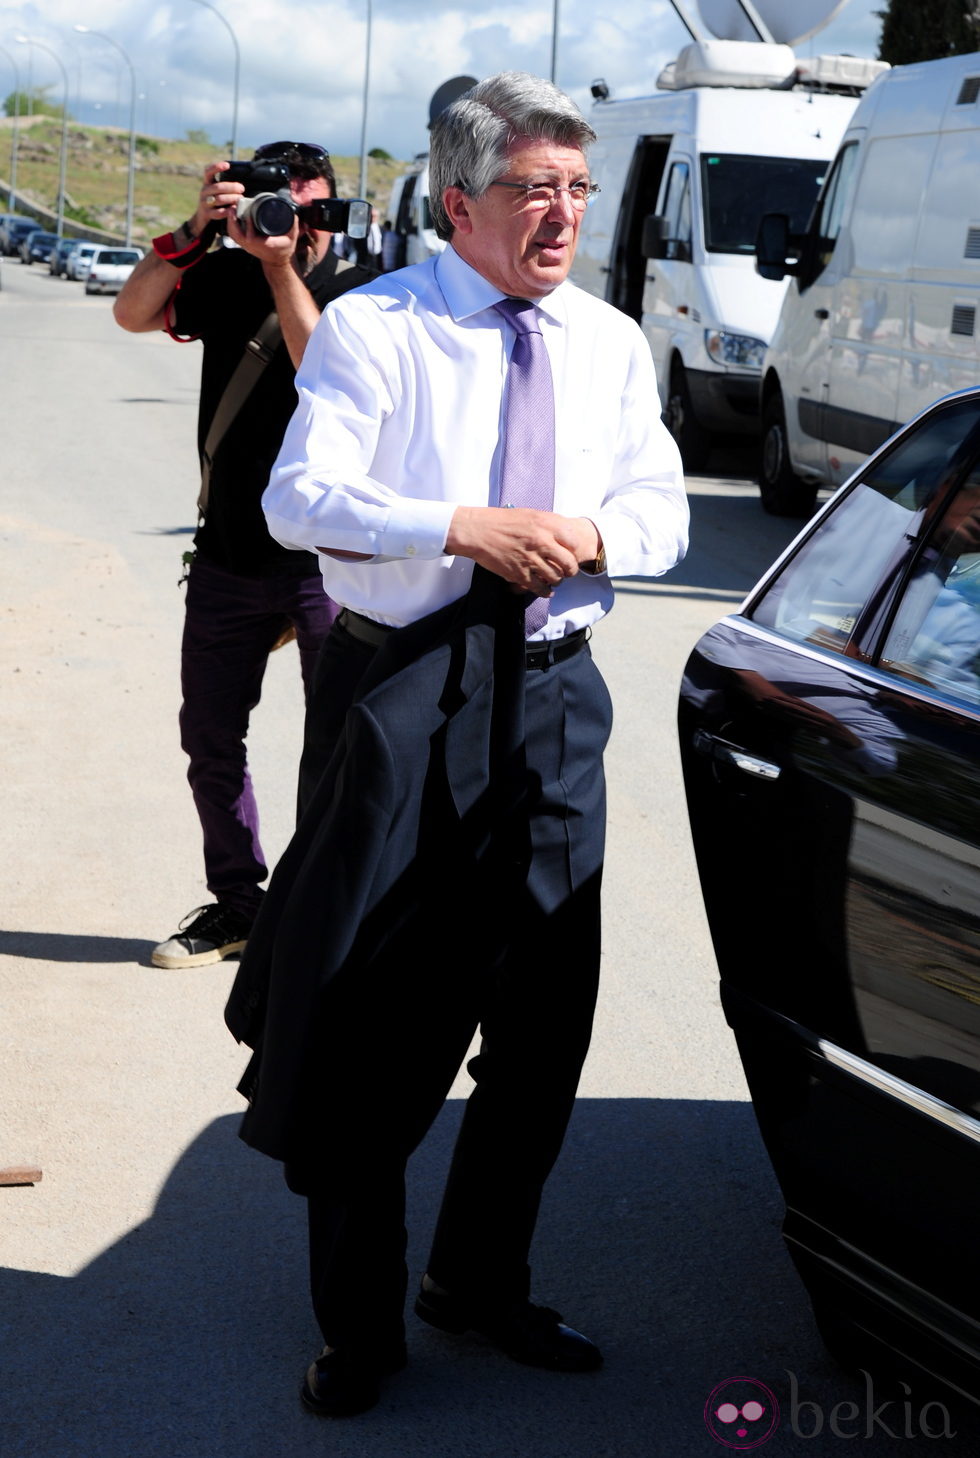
[0,176,126,246]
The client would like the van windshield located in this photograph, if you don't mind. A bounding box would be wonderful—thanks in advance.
[700,153,827,255]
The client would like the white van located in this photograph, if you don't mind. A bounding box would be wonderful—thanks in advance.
[572,39,883,469]
[756,51,980,514]
[385,157,444,268]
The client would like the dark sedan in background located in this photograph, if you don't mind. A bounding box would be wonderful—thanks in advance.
[1,216,40,256]
[20,230,58,266]
[679,388,980,1405]
[49,236,81,276]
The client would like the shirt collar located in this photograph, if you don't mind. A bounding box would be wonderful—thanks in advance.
[436,243,568,327]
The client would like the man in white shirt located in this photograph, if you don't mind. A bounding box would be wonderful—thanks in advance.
[226,71,687,1418]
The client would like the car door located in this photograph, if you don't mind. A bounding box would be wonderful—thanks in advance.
[679,392,980,1376]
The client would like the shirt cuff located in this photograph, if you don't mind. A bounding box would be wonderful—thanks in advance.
[381,497,458,560]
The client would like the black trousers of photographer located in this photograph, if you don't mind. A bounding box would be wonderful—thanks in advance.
[180,556,336,919]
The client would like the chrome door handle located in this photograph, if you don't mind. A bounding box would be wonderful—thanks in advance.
[693,729,781,780]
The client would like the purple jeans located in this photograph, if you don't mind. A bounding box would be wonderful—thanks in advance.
[179,557,337,917]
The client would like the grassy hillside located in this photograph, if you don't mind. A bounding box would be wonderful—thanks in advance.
[0,116,409,242]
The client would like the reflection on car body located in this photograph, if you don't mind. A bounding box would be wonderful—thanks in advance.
[679,387,980,1405]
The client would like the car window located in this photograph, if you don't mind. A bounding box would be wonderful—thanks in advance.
[750,397,980,655]
[879,467,980,706]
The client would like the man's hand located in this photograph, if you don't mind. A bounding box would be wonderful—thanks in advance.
[227,208,298,270]
[191,160,244,239]
[446,507,600,596]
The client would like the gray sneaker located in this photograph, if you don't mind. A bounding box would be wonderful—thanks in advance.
[151,902,253,969]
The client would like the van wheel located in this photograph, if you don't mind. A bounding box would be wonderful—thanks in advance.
[759,389,817,518]
[666,361,712,472]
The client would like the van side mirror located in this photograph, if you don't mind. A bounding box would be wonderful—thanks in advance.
[641,213,670,260]
[755,213,799,281]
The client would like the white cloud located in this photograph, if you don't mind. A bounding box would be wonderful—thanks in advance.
[1,0,883,164]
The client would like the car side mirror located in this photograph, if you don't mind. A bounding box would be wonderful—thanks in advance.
[641,213,670,260]
[755,212,800,281]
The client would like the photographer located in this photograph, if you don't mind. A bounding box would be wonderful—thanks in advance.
[115,142,372,969]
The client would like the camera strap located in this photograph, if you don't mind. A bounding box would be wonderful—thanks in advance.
[198,310,283,516]
[197,259,356,517]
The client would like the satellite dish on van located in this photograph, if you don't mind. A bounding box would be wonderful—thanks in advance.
[697,0,850,45]
[428,76,479,127]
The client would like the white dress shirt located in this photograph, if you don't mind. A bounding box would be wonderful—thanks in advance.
[263,244,688,637]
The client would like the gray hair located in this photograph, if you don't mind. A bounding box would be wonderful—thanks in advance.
[429,72,596,242]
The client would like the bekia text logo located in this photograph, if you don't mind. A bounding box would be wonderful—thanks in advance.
[705,1371,956,1443]
[705,1377,780,1449]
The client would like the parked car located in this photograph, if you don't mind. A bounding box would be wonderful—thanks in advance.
[679,385,980,1406]
[83,246,142,295]
[20,230,58,265]
[1,216,40,256]
[67,242,99,282]
[49,236,82,276]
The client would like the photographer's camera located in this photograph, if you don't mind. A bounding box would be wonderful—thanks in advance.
[226,158,370,239]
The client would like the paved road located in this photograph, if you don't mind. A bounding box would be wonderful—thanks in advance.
[2,257,975,1456]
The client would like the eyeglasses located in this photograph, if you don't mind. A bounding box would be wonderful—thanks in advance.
[253,141,330,162]
[489,179,601,210]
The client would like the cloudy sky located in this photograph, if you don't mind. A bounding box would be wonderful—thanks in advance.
[2,0,884,160]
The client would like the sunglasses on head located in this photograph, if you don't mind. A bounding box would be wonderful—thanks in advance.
[253,141,329,162]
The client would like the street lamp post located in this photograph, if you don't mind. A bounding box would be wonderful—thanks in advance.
[0,45,21,211]
[188,0,239,158]
[550,0,561,83]
[358,0,372,200]
[74,26,137,246]
[15,36,68,236]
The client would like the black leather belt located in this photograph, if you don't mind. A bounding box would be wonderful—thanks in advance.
[337,608,589,668]
[524,627,589,668]
[336,607,396,648]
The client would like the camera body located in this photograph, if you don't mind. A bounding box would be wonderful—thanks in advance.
[224,158,369,239]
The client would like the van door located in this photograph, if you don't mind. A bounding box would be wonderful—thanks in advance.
[901,126,980,428]
[642,155,694,404]
[776,141,861,483]
[825,134,935,485]
[606,135,671,322]
[393,173,419,267]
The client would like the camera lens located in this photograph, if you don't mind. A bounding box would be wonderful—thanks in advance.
[250,194,297,236]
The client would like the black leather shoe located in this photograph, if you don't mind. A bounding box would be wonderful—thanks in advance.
[300,1341,407,1417]
[414,1284,602,1372]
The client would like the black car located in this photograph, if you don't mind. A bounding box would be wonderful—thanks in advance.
[679,387,980,1406]
[20,230,58,266]
[0,216,40,256]
[49,236,81,276]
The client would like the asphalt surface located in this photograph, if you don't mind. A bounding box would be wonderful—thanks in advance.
[2,256,977,1456]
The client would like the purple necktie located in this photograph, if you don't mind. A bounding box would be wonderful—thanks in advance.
[494,297,556,636]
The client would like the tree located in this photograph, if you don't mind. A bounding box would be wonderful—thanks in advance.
[3,87,67,120]
[876,0,980,65]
